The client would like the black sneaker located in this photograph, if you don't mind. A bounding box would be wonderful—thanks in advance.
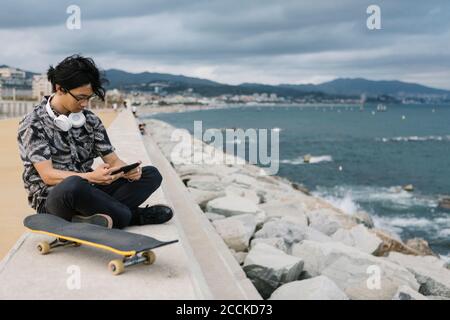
[137,204,174,225]
[71,214,113,229]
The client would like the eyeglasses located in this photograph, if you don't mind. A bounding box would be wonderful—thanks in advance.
[65,89,96,102]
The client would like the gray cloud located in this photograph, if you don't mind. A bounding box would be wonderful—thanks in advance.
[1,0,449,89]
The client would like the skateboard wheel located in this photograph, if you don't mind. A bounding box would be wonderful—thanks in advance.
[37,242,50,255]
[109,259,125,275]
[143,250,156,265]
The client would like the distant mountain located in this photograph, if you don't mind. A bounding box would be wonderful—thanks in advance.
[105,69,222,88]
[280,78,450,97]
[104,70,449,98]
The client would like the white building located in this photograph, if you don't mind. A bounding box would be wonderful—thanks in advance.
[0,67,26,79]
[32,74,53,100]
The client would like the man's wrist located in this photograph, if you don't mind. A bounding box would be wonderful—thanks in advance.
[79,172,92,182]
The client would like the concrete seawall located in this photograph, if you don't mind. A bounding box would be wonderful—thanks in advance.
[0,109,261,300]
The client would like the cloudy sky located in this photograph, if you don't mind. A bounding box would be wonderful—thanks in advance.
[1,0,449,89]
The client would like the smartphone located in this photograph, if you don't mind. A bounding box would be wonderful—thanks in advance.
[111,162,141,175]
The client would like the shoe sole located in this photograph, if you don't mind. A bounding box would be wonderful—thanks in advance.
[72,214,113,229]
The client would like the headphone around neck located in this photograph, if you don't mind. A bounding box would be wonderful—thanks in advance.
[45,94,86,132]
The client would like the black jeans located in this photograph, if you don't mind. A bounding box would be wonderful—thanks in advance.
[39,166,163,229]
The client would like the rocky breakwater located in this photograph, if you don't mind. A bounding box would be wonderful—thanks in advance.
[145,118,450,300]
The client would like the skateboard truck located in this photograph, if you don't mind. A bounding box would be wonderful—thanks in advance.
[109,251,156,276]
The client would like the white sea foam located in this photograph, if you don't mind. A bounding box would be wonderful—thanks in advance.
[314,191,361,215]
[315,185,437,208]
[376,135,450,143]
[312,185,449,244]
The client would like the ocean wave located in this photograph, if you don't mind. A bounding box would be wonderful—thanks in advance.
[312,185,448,240]
[280,155,333,165]
[314,192,361,215]
[376,135,450,143]
[314,185,438,209]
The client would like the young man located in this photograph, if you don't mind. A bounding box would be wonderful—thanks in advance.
[17,54,173,229]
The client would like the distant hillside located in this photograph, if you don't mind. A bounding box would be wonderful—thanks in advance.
[105,69,222,88]
[280,78,450,97]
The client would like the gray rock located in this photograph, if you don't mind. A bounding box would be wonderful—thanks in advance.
[254,220,332,252]
[223,173,260,188]
[225,185,260,204]
[307,208,353,236]
[292,240,420,300]
[187,175,224,192]
[392,285,428,300]
[331,225,383,255]
[250,237,288,253]
[187,188,225,209]
[206,196,261,217]
[260,200,308,226]
[269,276,349,300]
[386,252,450,298]
[230,249,247,265]
[243,243,304,299]
[405,238,438,257]
[204,211,226,222]
[353,211,375,228]
[438,197,450,210]
[212,214,257,252]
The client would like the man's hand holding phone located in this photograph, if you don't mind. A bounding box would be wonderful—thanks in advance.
[86,163,124,185]
[122,161,142,181]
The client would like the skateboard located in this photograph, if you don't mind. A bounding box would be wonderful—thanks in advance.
[24,214,178,275]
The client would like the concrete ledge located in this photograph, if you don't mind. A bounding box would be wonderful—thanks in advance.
[0,109,260,300]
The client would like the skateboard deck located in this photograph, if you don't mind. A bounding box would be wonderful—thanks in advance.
[24,214,178,275]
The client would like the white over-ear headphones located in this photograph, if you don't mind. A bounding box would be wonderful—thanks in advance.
[45,94,86,132]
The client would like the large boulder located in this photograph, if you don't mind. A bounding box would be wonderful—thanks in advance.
[307,208,355,236]
[250,237,288,253]
[353,211,375,228]
[206,196,261,217]
[204,211,225,222]
[260,200,308,226]
[331,225,383,255]
[292,240,420,300]
[392,285,428,300]
[269,276,349,300]
[225,185,261,205]
[187,175,224,192]
[223,173,260,189]
[405,238,438,257]
[187,188,225,209]
[243,243,304,299]
[253,220,332,253]
[372,229,423,256]
[386,252,450,298]
[212,214,257,252]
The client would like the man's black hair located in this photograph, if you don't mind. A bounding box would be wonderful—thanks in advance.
[47,54,108,101]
